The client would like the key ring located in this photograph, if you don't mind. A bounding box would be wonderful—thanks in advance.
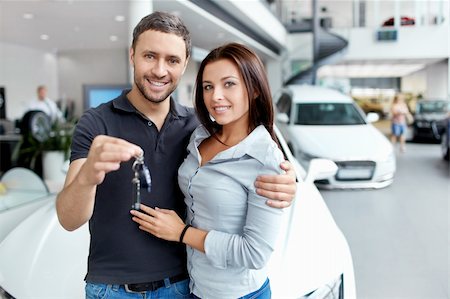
[131,152,151,210]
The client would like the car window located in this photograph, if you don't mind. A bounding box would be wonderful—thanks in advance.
[416,101,449,114]
[276,93,292,117]
[295,103,366,125]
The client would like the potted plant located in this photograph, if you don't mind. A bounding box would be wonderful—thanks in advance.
[13,116,75,180]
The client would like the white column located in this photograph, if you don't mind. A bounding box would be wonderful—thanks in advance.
[128,1,153,84]
[437,0,444,25]
[266,59,283,96]
[394,0,400,29]
[353,0,360,27]
[422,0,429,26]
[415,0,422,27]
[448,58,450,98]
[373,0,379,28]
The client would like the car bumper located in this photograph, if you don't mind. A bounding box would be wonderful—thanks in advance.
[314,160,395,189]
[413,122,445,140]
[316,174,394,189]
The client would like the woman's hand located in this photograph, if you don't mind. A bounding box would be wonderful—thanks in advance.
[130,204,185,242]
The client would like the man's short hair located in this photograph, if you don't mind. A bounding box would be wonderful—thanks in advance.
[132,11,191,59]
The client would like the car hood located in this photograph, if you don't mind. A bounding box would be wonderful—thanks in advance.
[291,124,393,161]
[268,181,355,298]
[0,199,89,298]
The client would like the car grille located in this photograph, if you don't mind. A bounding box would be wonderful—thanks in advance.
[335,161,376,181]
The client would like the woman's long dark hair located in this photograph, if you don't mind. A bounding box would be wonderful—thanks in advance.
[194,43,276,142]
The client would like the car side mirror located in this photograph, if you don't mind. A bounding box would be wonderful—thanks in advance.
[305,158,338,183]
[366,112,379,123]
[276,113,289,124]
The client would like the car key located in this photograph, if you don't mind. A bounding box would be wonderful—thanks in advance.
[131,152,152,210]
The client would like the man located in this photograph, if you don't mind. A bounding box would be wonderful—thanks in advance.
[56,11,296,298]
[26,85,64,123]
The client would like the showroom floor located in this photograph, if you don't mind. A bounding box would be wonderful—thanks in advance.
[322,142,449,299]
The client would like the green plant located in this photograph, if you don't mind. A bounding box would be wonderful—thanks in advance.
[12,120,75,171]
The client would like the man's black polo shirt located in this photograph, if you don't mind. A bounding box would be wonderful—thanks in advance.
[70,90,199,284]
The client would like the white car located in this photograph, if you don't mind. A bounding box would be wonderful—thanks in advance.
[0,128,356,299]
[275,84,396,189]
[0,168,51,243]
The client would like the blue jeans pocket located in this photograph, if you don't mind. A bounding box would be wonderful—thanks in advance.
[85,283,108,299]
[173,279,192,297]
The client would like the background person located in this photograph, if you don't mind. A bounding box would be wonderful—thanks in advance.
[131,43,284,299]
[25,85,64,123]
[56,12,296,299]
[390,94,412,153]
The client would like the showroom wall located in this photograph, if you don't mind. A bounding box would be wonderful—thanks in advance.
[331,24,449,61]
[425,60,449,98]
[402,60,449,98]
[401,68,427,95]
[0,43,129,121]
[57,48,129,117]
[0,42,58,120]
[1,40,202,122]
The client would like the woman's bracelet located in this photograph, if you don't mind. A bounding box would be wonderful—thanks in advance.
[179,224,192,243]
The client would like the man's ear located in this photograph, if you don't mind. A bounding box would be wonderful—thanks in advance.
[129,47,135,66]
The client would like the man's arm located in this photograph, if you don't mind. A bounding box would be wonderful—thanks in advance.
[254,161,297,208]
[56,135,142,231]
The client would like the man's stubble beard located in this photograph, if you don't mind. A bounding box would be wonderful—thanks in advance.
[135,76,177,104]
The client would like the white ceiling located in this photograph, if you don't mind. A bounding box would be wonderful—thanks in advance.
[0,0,442,78]
[0,0,277,60]
[0,0,130,52]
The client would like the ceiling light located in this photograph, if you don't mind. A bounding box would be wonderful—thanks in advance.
[114,15,125,22]
[40,34,49,41]
[23,13,34,19]
[110,35,118,42]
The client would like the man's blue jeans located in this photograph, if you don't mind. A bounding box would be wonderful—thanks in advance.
[85,279,193,299]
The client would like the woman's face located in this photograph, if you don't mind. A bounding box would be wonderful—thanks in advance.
[201,59,250,129]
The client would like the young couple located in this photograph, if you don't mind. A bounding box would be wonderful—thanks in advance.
[57,11,295,299]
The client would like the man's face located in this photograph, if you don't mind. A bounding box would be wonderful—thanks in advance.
[38,88,47,100]
[130,30,188,104]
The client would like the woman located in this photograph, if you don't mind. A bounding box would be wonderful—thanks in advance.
[131,43,285,298]
[390,95,412,153]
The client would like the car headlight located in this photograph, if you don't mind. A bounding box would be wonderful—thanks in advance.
[0,286,15,299]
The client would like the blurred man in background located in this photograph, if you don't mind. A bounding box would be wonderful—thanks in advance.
[26,85,64,123]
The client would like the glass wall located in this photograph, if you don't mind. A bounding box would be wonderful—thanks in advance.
[269,0,449,29]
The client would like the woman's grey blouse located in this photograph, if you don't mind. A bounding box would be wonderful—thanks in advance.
[178,125,285,299]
